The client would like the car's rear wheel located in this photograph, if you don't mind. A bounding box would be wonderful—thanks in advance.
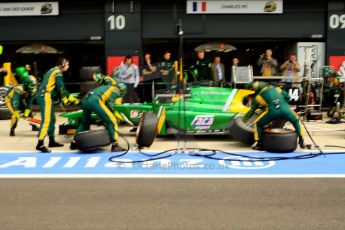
[263,128,297,153]
[136,112,158,148]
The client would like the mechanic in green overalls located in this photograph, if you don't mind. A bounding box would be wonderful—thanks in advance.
[36,58,80,153]
[5,67,38,136]
[70,83,127,152]
[242,81,305,151]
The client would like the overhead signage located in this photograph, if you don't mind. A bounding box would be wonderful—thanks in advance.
[187,0,283,14]
[0,2,59,16]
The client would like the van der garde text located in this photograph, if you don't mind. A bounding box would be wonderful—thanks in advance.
[0,7,34,12]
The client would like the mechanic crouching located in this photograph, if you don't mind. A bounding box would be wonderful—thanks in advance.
[243,81,305,151]
[5,67,38,136]
[70,83,127,152]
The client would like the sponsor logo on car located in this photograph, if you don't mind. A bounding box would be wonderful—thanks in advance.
[130,110,141,118]
[191,115,214,129]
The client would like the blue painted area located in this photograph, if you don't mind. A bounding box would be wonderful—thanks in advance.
[0,151,345,175]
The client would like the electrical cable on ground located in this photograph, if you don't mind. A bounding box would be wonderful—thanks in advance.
[108,113,345,164]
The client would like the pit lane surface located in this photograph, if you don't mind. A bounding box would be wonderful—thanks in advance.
[1,115,345,229]
[1,179,345,230]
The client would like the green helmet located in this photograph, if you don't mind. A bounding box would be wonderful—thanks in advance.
[116,83,127,96]
[246,81,268,92]
[15,67,29,81]
[92,72,104,84]
[27,75,37,95]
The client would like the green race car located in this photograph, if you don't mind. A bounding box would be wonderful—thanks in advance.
[59,86,253,146]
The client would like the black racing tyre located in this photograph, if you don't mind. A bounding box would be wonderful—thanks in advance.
[80,66,102,82]
[270,119,287,129]
[263,128,297,153]
[74,129,112,151]
[0,107,12,120]
[230,115,255,145]
[136,112,158,148]
[80,81,99,96]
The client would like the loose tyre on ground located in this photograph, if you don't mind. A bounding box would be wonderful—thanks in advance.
[230,115,287,146]
[263,128,297,153]
[136,112,158,148]
[79,66,102,82]
[74,129,112,151]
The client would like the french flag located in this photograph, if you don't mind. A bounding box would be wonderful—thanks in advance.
[192,1,207,12]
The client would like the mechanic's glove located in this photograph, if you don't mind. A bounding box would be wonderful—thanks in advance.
[13,110,20,119]
[114,111,124,122]
[23,109,31,118]
[61,96,70,105]
[74,98,80,105]
[68,95,80,105]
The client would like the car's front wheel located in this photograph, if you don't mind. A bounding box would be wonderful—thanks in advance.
[136,112,158,148]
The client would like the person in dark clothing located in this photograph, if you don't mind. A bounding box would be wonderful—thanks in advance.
[157,51,175,88]
[140,53,158,102]
[189,50,212,82]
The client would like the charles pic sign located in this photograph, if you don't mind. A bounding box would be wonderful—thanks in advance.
[187,0,283,14]
[0,2,59,16]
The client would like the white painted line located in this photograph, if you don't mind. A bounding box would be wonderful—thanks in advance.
[0,149,342,154]
[1,174,345,178]
[222,89,238,112]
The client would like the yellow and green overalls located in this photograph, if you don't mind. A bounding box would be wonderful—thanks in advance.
[243,85,303,142]
[76,85,122,142]
[5,75,36,132]
[5,85,25,132]
[37,66,69,141]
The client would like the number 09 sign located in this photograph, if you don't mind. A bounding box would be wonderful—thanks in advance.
[329,14,345,29]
